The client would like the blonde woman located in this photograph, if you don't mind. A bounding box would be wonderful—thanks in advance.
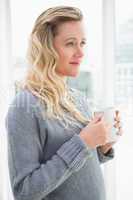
[6,6,122,200]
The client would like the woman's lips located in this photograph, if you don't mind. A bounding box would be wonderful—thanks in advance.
[69,62,80,65]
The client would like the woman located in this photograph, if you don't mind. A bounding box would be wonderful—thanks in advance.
[6,6,122,200]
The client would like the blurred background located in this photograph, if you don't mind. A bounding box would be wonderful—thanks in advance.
[0,0,133,200]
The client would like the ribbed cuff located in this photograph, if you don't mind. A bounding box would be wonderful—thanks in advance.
[57,134,92,169]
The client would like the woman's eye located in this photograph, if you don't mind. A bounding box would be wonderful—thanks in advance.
[66,41,86,47]
[81,41,86,46]
[66,42,75,46]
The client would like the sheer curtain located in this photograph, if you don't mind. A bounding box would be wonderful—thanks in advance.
[0,0,14,199]
[101,1,117,200]
[94,1,117,199]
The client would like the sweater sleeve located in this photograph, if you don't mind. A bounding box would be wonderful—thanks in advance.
[5,91,92,200]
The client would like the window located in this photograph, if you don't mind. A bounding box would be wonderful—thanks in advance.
[115,0,133,199]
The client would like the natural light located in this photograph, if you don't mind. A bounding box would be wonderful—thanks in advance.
[1,0,133,200]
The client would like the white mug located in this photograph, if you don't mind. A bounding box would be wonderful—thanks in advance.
[94,107,121,142]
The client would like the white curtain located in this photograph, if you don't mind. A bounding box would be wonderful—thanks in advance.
[101,0,116,200]
[0,0,14,199]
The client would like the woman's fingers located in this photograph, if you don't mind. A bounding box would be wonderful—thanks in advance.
[114,120,122,129]
[100,141,115,154]
[115,110,120,117]
[114,110,121,127]
[117,127,123,135]
[114,110,120,121]
[113,110,123,135]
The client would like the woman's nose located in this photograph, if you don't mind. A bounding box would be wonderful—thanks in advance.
[75,46,84,58]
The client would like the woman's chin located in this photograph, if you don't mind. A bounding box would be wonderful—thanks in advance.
[69,70,80,77]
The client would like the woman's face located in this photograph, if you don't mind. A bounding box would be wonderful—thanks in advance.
[53,20,86,78]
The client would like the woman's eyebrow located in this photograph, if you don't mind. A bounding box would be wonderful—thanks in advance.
[64,37,86,42]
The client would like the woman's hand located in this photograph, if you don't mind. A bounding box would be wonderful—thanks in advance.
[99,142,115,154]
[99,110,123,154]
[79,115,111,149]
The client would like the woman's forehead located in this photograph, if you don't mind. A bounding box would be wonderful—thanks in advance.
[55,21,86,39]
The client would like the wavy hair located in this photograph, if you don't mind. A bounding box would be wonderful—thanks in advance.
[21,6,90,128]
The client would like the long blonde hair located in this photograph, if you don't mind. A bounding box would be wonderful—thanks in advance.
[21,6,90,128]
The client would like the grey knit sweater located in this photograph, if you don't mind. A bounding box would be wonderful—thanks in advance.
[5,88,114,200]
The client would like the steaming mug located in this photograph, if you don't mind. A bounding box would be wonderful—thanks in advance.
[94,107,121,142]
